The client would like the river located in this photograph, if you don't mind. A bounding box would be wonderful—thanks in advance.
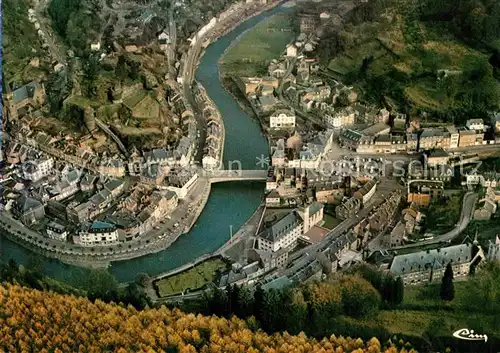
[0,4,290,284]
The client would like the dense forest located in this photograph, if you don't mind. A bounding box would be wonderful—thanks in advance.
[0,282,416,353]
[48,0,102,55]
[184,265,404,339]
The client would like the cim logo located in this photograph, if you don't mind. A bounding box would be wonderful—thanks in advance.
[452,328,488,342]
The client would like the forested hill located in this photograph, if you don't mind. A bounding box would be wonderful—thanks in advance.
[0,283,416,353]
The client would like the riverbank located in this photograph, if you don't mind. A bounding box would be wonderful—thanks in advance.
[148,202,266,302]
[0,178,211,269]
[1,1,282,283]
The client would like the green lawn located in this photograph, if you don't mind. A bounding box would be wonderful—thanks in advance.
[350,281,499,341]
[154,258,227,297]
[422,194,462,234]
[323,213,342,230]
[219,12,296,77]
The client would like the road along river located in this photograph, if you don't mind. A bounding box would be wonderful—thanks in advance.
[0,4,291,284]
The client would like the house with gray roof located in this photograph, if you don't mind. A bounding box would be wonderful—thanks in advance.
[7,81,46,119]
[12,195,45,225]
[389,243,485,285]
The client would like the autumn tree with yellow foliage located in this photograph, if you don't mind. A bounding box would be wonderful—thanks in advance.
[0,283,418,353]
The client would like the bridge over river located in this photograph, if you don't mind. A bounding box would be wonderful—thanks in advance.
[204,169,268,183]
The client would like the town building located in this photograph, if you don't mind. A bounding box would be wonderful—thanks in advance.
[265,190,281,207]
[80,174,98,192]
[297,202,324,234]
[22,156,54,182]
[12,195,46,226]
[46,221,68,241]
[354,178,377,205]
[258,95,279,113]
[446,126,460,148]
[270,109,296,129]
[336,197,361,220]
[407,180,443,206]
[165,169,198,199]
[466,118,484,131]
[324,107,356,128]
[419,128,444,151]
[426,149,450,167]
[388,243,485,285]
[286,44,297,57]
[236,77,262,96]
[491,112,500,133]
[257,211,303,254]
[458,130,476,147]
[406,133,419,153]
[5,81,46,120]
[361,123,391,137]
[76,221,120,246]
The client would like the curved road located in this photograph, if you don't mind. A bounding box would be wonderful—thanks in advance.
[391,191,478,250]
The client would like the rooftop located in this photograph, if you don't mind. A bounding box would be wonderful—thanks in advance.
[390,243,477,276]
[258,211,302,243]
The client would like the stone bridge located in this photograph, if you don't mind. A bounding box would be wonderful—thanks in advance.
[204,169,268,183]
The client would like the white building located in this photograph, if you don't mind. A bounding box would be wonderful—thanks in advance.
[286,44,297,57]
[324,107,356,128]
[466,119,484,131]
[257,211,303,252]
[22,156,54,182]
[46,221,68,241]
[202,155,220,170]
[446,126,460,149]
[90,41,101,51]
[76,221,119,246]
[165,171,198,199]
[297,202,324,234]
[270,109,296,129]
[465,173,483,185]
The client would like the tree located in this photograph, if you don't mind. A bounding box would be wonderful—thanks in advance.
[84,269,119,302]
[135,273,151,287]
[440,263,455,301]
[115,55,128,82]
[82,55,100,98]
[393,277,404,305]
[253,285,265,323]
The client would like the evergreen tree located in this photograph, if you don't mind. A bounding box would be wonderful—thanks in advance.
[382,277,395,305]
[440,263,455,301]
[253,285,265,323]
[236,286,253,319]
[393,277,404,305]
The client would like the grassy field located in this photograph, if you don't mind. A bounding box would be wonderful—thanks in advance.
[323,213,342,230]
[219,12,296,77]
[349,281,499,343]
[422,194,462,234]
[155,258,227,297]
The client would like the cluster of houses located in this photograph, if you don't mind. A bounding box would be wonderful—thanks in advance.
[193,85,224,170]
[249,202,326,271]
[269,129,334,170]
[335,178,378,220]
[340,116,500,155]
[383,205,424,248]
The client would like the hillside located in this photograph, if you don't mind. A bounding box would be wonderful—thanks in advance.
[318,0,500,122]
[0,283,415,353]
